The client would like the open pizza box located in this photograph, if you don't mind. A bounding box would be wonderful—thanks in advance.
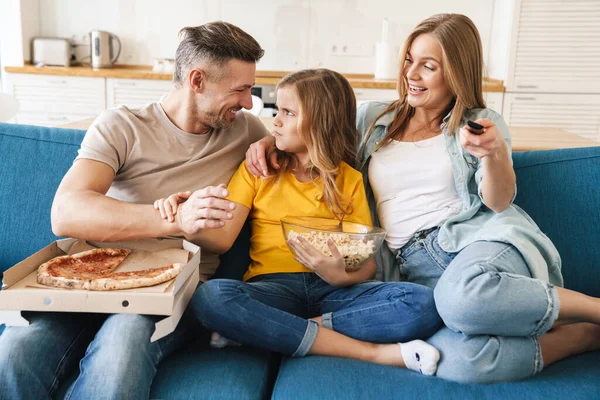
[0,237,201,342]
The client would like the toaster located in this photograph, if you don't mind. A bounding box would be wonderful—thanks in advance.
[31,37,72,67]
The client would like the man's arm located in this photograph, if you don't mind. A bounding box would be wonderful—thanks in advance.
[51,159,180,242]
[245,135,277,177]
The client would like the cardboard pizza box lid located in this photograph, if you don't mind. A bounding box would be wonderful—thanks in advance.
[0,237,200,316]
[150,267,199,342]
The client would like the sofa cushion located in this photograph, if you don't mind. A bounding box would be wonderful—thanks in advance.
[54,341,280,400]
[212,220,252,281]
[0,123,84,271]
[512,147,600,296]
[272,352,600,400]
[151,343,280,399]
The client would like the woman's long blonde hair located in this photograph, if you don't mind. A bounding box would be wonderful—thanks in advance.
[365,13,486,148]
[266,69,358,221]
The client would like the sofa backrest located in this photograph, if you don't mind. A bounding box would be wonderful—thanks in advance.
[0,123,84,271]
[1,123,599,296]
[513,147,600,297]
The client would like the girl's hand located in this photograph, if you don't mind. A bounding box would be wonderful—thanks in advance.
[154,191,192,222]
[459,118,506,159]
[288,237,349,286]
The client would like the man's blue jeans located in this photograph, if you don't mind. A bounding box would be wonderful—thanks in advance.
[0,311,197,399]
[191,273,443,356]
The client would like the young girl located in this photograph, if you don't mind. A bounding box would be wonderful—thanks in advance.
[154,69,443,374]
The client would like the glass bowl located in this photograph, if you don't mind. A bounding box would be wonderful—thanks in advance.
[281,216,387,271]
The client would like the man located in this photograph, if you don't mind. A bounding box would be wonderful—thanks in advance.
[0,22,268,399]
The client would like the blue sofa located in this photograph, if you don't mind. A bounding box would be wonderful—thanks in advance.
[1,122,599,399]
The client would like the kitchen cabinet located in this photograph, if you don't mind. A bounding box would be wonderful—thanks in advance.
[502,0,600,142]
[353,88,399,106]
[353,88,504,115]
[502,93,600,141]
[5,73,105,127]
[506,0,600,94]
[484,92,503,115]
[106,78,171,109]
[4,69,506,127]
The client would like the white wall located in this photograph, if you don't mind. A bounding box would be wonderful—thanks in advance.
[31,0,510,79]
[0,0,40,91]
[487,0,513,81]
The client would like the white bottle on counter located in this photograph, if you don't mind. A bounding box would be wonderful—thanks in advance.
[374,18,399,81]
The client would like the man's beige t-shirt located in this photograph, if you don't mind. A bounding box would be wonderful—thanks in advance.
[77,102,268,203]
[76,101,269,276]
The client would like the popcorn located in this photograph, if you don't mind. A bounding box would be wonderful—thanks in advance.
[288,229,376,270]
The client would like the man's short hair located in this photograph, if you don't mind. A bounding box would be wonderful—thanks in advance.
[173,21,264,86]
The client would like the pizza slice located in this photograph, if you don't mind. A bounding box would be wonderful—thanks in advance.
[37,248,185,291]
[86,263,184,291]
[37,247,131,289]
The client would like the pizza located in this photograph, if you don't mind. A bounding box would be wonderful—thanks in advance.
[37,248,184,291]
[83,264,184,291]
[38,248,131,283]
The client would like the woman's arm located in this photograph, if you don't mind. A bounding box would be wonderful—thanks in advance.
[480,138,515,212]
[460,118,516,212]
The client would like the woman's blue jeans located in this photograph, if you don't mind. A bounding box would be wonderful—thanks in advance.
[396,228,560,383]
[191,273,443,357]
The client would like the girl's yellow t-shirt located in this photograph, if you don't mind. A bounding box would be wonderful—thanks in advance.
[226,161,373,281]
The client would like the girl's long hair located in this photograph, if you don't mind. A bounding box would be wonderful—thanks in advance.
[364,13,487,149]
[266,69,358,221]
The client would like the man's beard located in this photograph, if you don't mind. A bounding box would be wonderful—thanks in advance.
[205,110,233,131]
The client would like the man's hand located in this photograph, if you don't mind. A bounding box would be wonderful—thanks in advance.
[288,237,350,286]
[174,184,236,235]
[245,135,278,177]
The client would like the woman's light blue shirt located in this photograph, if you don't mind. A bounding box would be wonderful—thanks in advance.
[356,101,562,286]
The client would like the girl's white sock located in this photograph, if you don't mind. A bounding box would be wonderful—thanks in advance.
[399,340,440,376]
[210,332,241,348]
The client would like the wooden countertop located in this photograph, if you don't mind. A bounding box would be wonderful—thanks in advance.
[507,127,599,151]
[4,64,504,92]
[61,117,598,152]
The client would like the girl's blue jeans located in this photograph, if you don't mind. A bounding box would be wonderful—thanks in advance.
[191,272,443,357]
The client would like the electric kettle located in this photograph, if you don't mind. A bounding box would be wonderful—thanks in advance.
[89,30,121,69]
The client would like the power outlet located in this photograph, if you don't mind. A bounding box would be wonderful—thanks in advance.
[329,43,372,57]
[70,34,90,46]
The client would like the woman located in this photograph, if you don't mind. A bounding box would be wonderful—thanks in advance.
[246,14,600,383]
[156,69,443,375]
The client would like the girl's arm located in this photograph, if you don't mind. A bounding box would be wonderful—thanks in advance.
[155,191,250,255]
[289,238,376,287]
[183,202,250,254]
[343,259,377,285]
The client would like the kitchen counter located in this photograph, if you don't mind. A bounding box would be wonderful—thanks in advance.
[60,117,598,152]
[4,64,504,92]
